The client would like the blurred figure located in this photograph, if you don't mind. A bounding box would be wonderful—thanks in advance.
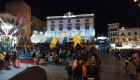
[12,52,17,66]
[66,61,73,80]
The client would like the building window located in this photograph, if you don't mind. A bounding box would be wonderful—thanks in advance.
[51,25,55,31]
[111,33,112,36]
[59,20,63,23]
[85,23,89,30]
[76,23,80,30]
[76,19,80,22]
[68,19,71,23]
[115,28,117,31]
[59,24,63,31]
[51,21,55,23]
[85,19,89,22]
[134,32,137,35]
[67,24,72,30]
[121,32,124,36]
[128,32,131,36]
[115,33,117,36]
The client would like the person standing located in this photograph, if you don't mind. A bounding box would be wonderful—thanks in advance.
[5,53,10,68]
[82,62,87,80]
[87,63,95,80]
[12,52,17,66]
[36,52,40,65]
[52,52,55,62]
[66,61,73,80]
[127,59,136,80]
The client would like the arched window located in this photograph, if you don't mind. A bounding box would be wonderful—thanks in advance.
[134,32,137,35]
[121,33,124,36]
[128,32,131,36]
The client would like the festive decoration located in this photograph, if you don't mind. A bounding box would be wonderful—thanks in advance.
[115,36,140,49]
[50,32,86,49]
[67,32,86,48]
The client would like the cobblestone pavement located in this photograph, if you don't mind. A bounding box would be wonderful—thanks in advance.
[0,53,129,80]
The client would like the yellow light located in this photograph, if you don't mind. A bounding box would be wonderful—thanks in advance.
[134,0,137,2]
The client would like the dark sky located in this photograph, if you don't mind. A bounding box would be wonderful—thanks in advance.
[1,0,140,35]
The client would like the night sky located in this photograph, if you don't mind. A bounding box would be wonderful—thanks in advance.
[0,0,140,35]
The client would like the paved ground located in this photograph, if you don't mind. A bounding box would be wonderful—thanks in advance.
[0,53,129,80]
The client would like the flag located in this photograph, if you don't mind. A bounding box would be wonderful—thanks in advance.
[14,13,21,25]
[8,13,24,35]
[0,28,6,35]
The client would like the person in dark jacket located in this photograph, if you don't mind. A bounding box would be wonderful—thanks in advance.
[136,61,140,80]
[5,53,10,68]
[12,52,17,66]
[41,52,46,65]
[75,60,82,80]
[87,63,95,80]
[66,61,73,80]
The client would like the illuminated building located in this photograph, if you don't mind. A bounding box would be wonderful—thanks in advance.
[45,11,95,44]
[108,23,140,49]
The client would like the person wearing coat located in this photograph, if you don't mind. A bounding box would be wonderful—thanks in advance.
[12,52,17,66]
[66,61,73,80]
[5,53,10,68]
[127,59,136,80]
[82,62,87,80]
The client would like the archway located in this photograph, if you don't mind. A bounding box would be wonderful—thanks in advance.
[50,32,74,49]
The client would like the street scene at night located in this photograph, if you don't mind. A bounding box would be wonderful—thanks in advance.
[0,0,140,80]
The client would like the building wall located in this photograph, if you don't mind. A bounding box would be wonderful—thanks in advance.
[108,23,119,43]
[46,12,95,44]
[118,27,140,40]
[6,0,31,40]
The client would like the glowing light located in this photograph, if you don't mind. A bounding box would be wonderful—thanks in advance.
[67,32,86,48]
[134,0,137,2]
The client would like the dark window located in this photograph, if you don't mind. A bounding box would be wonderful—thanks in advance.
[51,25,55,31]
[85,19,89,22]
[59,21,63,23]
[134,32,137,35]
[121,32,124,36]
[76,23,80,30]
[85,23,89,30]
[68,19,70,23]
[67,24,72,30]
[59,24,63,31]
[51,21,54,23]
[111,33,112,36]
[76,19,80,22]
[115,28,117,31]
[128,32,131,36]
[116,33,117,36]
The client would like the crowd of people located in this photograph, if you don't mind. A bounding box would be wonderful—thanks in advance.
[0,48,17,69]
[111,49,140,80]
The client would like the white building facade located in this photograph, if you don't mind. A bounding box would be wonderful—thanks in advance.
[108,23,140,49]
[46,12,95,44]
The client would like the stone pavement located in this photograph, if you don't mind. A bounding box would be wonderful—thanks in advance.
[0,53,129,80]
